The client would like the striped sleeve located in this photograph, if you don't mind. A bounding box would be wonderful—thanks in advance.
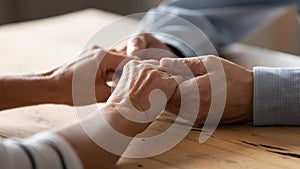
[0,133,83,169]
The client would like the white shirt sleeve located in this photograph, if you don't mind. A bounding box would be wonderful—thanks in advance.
[0,132,84,169]
[0,139,32,169]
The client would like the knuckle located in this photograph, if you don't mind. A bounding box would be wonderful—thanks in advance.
[127,60,154,72]
[129,34,146,44]
[128,60,139,66]
[160,57,168,64]
[124,60,138,70]
[143,32,152,38]
[148,69,159,76]
[131,37,142,44]
[201,55,218,63]
[182,58,192,66]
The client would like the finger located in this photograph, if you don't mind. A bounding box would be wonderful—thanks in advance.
[134,47,175,61]
[126,35,147,56]
[119,46,127,53]
[159,57,208,76]
[155,71,183,101]
[172,75,184,84]
[109,49,118,53]
[92,45,100,50]
[141,59,160,66]
[166,75,183,101]
[170,74,211,123]
[112,56,139,71]
[104,53,128,70]
[194,74,212,125]
[109,46,127,55]
[102,56,140,85]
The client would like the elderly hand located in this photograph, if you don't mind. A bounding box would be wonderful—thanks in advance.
[48,46,127,105]
[126,33,173,56]
[56,59,182,169]
[108,60,181,120]
[94,60,182,136]
[113,33,175,60]
[0,46,129,110]
[160,56,253,124]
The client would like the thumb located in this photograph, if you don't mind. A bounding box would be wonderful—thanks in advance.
[103,53,138,82]
[159,57,207,76]
[107,54,138,71]
[126,35,147,56]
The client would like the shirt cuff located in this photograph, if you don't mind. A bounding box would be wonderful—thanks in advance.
[253,67,300,126]
[30,132,84,169]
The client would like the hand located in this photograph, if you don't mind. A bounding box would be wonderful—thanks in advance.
[106,60,182,133]
[0,46,128,110]
[113,33,174,59]
[160,56,253,124]
[48,46,127,105]
[56,60,182,169]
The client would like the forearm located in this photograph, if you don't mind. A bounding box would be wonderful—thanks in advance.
[0,103,147,169]
[56,103,149,169]
[55,122,119,169]
[0,73,63,111]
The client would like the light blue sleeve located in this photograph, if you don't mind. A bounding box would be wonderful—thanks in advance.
[139,0,299,57]
[253,67,300,125]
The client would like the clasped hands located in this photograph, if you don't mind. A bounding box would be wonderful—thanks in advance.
[31,34,253,127]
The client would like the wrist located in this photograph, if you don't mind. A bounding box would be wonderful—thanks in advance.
[247,70,254,122]
[238,70,254,123]
[100,103,150,137]
[29,73,63,105]
[43,71,74,105]
[55,103,141,169]
[22,71,73,105]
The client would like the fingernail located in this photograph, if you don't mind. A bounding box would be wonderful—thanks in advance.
[126,46,140,56]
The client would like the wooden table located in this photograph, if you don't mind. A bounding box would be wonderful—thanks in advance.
[0,9,299,169]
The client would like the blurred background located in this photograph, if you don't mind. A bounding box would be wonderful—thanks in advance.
[0,0,162,25]
[0,0,299,60]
